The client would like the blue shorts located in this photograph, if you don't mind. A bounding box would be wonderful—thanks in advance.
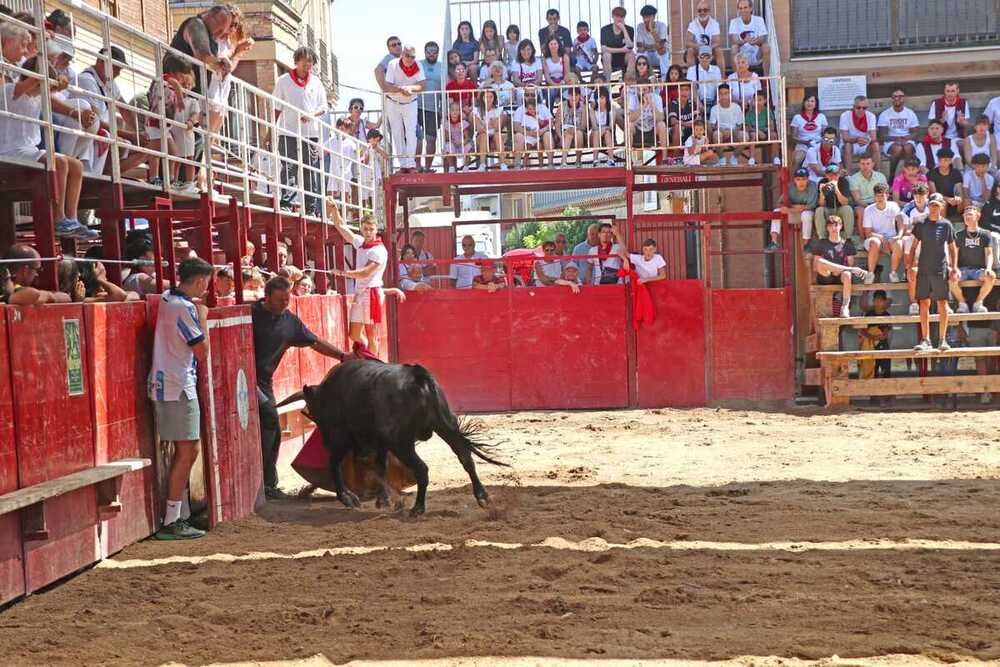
[960,267,988,281]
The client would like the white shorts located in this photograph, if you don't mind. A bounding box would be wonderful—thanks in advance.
[207,76,233,114]
[883,139,916,155]
[443,142,474,155]
[864,236,899,252]
[850,141,874,156]
[2,146,46,163]
[349,287,384,325]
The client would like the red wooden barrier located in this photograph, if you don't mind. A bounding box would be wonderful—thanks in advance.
[710,289,795,402]
[7,305,98,594]
[85,302,157,558]
[295,294,345,387]
[636,280,707,407]
[0,311,24,605]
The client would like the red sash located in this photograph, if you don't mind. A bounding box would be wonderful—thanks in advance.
[290,69,310,88]
[399,59,419,78]
[617,267,655,330]
[921,135,951,170]
[819,143,834,166]
[934,95,967,138]
[851,110,869,134]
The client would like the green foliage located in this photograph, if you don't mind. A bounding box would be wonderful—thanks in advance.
[503,205,598,251]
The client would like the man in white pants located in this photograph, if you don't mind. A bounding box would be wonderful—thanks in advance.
[329,206,389,357]
[381,44,426,173]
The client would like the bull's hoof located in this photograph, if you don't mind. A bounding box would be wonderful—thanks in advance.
[338,491,362,509]
[409,504,425,518]
[476,495,491,509]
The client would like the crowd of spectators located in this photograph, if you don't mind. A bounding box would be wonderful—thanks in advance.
[372,1,779,172]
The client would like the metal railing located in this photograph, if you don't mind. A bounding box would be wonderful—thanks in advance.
[380,77,785,172]
[791,0,1000,57]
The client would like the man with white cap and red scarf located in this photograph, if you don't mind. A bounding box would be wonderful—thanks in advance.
[381,43,426,173]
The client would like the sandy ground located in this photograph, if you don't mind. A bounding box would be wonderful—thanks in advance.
[1,407,1000,667]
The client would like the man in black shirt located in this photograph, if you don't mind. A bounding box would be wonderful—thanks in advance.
[169,5,237,93]
[600,7,636,77]
[668,82,701,146]
[926,149,964,222]
[253,275,348,498]
[804,215,868,317]
[538,9,573,58]
[949,206,995,312]
[815,163,856,239]
[910,194,959,351]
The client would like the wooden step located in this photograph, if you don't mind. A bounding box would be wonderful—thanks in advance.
[817,346,1000,361]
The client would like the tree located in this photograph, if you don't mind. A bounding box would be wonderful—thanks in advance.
[503,206,598,251]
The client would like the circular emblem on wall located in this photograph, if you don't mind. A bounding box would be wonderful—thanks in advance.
[236,369,249,431]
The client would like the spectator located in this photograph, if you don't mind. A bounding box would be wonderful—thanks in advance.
[634,55,655,88]
[149,257,213,540]
[450,234,487,288]
[373,35,403,98]
[538,9,573,56]
[556,262,583,293]
[472,261,505,292]
[481,20,502,59]
[927,81,971,149]
[383,44,427,176]
[910,196,960,352]
[168,4,239,94]
[962,115,998,174]
[502,25,521,71]
[587,223,623,284]
[417,42,442,173]
[478,47,500,84]
[849,154,888,223]
[861,183,905,283]
[917,119,957,173]
[683,119,718,166]
[76,45,146,176]
[242,267,264,300]
[512,91,554,168]
[685,0,723,67]
[0,265,11,304]
[553,233,570,265]
[790,94,828,170]
[0,56,93,239]
[628,83,668,155]
[619,238,667,283]
[145,55,193,188]
[441,100,473,171]
[858,289,893,384]
[272,47,328,214]
[777,167,818,249]
[445,49,462,83]
[400,262,432,291]
[573,223,600,275]
[727,54,761,109]
[171,71,203,194]
[486,60,517,120]
[686,46,722,111]
[877,89,920,178]
[453,20,480,67]
[839,95,880,173]
[45,20,102,173]
[980,181,1000,235]
[326,118,351,199]
[742,90,775,166]
[985,92,1000,152]
[591,85,615,164]
[600,7,636,78]
[446,62,476,111]
[814,163,855,239]
[556,85,590,167]
[708,84,744,166]
[510,39,542,88]
[635,5,669,76]
[573,21,600,77]
[411,230,435,275]
[0,22,30,82]
[472,87,506,170]
[892,158,928,204]
[122,236,157,297]
[215,267,234,298]
[804,216,867,318]
[293,274,314,296]
[541,36,570,91]
[926,147,965,221]
[2,244,71,305]
[904,192,948,315]
[728,0,769,74]
[206,12,252,141]
[669,82,701,149]
[964,154,995,209]
[398,243,417,279]
[950,206,995,313]
[662,64,685,104]
[534,240,563,286]
[346,97,381,144]
[58,259,133,302]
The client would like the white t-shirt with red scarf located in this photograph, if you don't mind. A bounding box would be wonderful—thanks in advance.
[839,109,877,149]
[790,111,828,147]
[351,233,388,290]
[588,243,623,285]
[385,57,426,104]
[274,70,328,137]
[927,96,971,141]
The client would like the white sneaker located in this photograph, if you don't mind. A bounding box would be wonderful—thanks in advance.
[773,156,782,165]
[840,305,851,318]
[864,271,875,285]
[973,301,989,313]
[888,271,900,283]
[747,157,757,166]
[981,392,993,405]
[500,163,509,171]
[946,304,954,314]
[908,302,919,315]
[956,302,970,313]
[851,267,868,281]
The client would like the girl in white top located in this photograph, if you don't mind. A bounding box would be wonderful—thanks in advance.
[486,61,517,112]
[440,101,473,171]
[962,115,998,173]
[590,86,614,165]
[556,85,592,166]
[326,118,347,195]
[502,25,521,71]
[541,37,568,86]
[512,93,555,168]
[789,95,828,168]
[726,55,761,108]
[473,88,508,170]
[683,120,718,166]
[207,20,253,135]
[510,40,542,90]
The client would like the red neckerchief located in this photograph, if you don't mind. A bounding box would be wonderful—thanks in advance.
[617,266,655,330]
[289,69,310,88]
[576,33,590,43]
[922,135,950,170]
[598,242,613,258]
[361,237,383,250]
[935,94,967,137]
[44,19,56,31]
[399,59,419,77]
[819,143,833,165]
[799,109,818,131]
[851,109,868,133]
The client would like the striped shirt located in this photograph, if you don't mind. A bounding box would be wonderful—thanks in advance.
[149,289,204,401]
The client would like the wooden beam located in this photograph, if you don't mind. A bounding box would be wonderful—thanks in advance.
[818,346,1000,361]
[804,367,823,386]
[809,281,984,294]
[831,375,1000,397]
[818,312,1000,327]
[0,459,150,517]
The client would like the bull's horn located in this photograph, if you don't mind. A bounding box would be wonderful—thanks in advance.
[275,389,306,409]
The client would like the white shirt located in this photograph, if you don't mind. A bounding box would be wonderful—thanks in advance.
[351,233,388,290]
[963,171,996,205]
[0,83,41,155]
[790,112,828,146]
[928,98,972,141]
[632,94,664,132]
[877,106,919,140]
[384,57,426,104]
[588,244,623,284]
[629,252,666,279]
[450,252,487,288]
[839,109,877,142]
[902,201,930,228]
[728,15,768,64]
[572,37,599,71]
[273,72,328,137]
[148,289,204,401]
[636,20,668,53]
[984,96,1000,142]
[513,104,553,135]
[686,64,722,104]
[75,66,123,125]
[687,16,721,46]
[726,72,761,106]
[710,102,744,131]
[863,202,903,237]
[683,134,708,165]
[803,144,842,183]
[510,59,543,86]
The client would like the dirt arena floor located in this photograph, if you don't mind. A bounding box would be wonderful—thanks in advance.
[2,407,1000,667]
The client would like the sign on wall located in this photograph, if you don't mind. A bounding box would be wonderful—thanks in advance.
[817,75,868,111]
[63,318,84,396]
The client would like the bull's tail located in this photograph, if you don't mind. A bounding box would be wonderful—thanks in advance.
[409,364,508,467]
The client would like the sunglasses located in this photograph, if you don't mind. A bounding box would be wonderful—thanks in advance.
[697,8,711,13]
[854,105,868,110]
[389,42,401,48]
[350,105,363,111]
[891,94,904,98]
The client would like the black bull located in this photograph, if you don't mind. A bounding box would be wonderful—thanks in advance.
[276,359,507,515]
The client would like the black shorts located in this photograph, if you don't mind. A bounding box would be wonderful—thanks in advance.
[632,128,657,147]
[916,270,949,301]
[418,108,439,138]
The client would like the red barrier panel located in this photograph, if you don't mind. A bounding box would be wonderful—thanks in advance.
[396,290,513,412]
[344,293,390,361]
[295,294,346,387]
[510,286,629,410]
[0,311,24,605]
[710,289,795,403]
[636,280,707,407]
[85,302,157,557]
[7,305,98,593]
[205,306,263,526]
